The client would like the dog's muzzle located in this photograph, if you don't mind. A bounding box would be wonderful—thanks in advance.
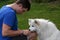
[29,26,36,32]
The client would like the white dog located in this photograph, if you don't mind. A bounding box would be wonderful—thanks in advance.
[29,19,60,40]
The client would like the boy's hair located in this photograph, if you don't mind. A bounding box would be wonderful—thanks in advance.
[16,0,31,11]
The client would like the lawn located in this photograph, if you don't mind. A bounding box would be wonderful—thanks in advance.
[17,3,60,30]
[0,1,60,30]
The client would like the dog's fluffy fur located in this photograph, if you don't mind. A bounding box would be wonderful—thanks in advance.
[29,19,60,40]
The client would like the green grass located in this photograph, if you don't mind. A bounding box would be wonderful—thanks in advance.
[0,1,60,30]
[17,3,60,30]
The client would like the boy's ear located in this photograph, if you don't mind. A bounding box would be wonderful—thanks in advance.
[18,4,23,7]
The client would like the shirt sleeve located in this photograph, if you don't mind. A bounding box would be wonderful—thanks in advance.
[3,12,15,27]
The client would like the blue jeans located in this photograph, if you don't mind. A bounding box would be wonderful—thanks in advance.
[12,34,27,40]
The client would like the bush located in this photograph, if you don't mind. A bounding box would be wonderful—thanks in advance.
[32,0,57,3]
[0,0,16,7]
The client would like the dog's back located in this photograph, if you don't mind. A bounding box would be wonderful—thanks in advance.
[35,19,59,40]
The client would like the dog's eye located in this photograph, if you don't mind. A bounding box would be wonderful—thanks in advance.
[32,25,34,27]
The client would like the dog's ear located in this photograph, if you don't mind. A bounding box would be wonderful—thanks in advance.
[34,20,40,25]
[28,19,33,25]
[28,19,31,25]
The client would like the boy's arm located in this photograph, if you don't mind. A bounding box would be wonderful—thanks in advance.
[2,24,23,37]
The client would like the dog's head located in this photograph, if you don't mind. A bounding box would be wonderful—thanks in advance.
[28,19,49,32]
[28,19,58,39]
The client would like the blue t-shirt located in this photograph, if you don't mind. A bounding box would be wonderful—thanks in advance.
[0,5,18,40]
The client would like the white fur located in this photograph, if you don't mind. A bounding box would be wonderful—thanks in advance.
[29,19,60,40]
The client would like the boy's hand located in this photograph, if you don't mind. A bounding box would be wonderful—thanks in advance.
[23,30,31,35]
